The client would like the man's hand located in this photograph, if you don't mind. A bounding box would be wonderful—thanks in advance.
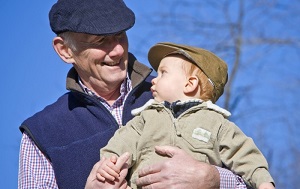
[85,152,131,189]
[135,146,220,189]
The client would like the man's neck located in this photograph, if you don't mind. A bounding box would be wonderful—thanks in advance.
[79,77,122,104]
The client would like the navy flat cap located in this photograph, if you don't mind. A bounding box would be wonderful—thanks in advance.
[49,0,135,35]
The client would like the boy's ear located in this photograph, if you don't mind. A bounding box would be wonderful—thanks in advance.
[184,76,199,94]
[53,36,75,64]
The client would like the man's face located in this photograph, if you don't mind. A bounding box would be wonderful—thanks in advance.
[69,32,129,93]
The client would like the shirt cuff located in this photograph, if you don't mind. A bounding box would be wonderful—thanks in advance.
[216,166,247,189]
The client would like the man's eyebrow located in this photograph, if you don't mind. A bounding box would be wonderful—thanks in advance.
[78,36,105,44]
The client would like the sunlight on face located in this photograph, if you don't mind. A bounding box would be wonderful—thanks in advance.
[70,32,129,92]
[151,56,188,102]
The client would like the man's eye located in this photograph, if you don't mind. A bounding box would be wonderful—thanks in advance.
[115,32,125,39]
[94,38,105,45]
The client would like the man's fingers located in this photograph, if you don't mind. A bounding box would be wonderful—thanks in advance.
[86,157,107,186]
[137,161,161,178]
[154,145,183,157]
[136,165,161,187]
[90,157,105,178]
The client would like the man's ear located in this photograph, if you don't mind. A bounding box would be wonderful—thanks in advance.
[184,76,199,94]
[53,36,75,64]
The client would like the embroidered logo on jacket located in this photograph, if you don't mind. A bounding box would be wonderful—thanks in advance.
[192,128,211,143]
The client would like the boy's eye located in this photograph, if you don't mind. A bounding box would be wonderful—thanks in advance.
[158,70,164,74]
[160,70,167,76]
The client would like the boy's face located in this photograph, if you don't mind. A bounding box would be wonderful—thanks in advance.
[151,55,188,103]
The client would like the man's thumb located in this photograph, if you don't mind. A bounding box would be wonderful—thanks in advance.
[154,146,180,158]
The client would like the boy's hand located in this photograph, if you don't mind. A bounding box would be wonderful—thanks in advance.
[85,152,131,189]
[96,153,130,182]
[96,155,119,181]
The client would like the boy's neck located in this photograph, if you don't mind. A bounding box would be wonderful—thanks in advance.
[164,99,203,118]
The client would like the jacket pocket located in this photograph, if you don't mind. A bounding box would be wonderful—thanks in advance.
[179,127,215,163]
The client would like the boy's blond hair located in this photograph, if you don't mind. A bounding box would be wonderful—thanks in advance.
[181,57,216,103]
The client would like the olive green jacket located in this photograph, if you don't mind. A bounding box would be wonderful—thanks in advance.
[100,100,274,189]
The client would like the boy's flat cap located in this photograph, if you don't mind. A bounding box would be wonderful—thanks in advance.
[148,42,228,102]
[49,0,135,35]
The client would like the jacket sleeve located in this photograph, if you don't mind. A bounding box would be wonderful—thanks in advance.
[218,119,274,188]
[100,115,145,167]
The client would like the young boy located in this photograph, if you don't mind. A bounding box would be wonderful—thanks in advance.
[97,42,275,189]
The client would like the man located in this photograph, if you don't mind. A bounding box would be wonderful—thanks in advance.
[18,0,247,188]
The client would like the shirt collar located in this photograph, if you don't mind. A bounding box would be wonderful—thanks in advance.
[78,74,132,103]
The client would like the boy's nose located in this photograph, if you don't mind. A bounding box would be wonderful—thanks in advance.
[151,78,156,85]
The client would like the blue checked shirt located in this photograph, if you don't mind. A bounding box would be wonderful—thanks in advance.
[79,76,132,126]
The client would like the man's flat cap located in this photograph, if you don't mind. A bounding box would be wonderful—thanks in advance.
[49,0,135,35]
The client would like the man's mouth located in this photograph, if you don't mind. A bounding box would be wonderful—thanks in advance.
[102,62,120,66]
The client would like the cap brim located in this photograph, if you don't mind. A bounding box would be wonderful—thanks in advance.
[148,43,181,71]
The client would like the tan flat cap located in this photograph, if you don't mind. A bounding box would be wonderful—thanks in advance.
[148,42,228,102]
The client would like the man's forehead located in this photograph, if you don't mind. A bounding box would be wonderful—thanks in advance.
[73,32,123,42]
[71,32,103,42]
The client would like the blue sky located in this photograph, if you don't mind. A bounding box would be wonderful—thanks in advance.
[1,0,300,188]
[1,1,61,187]
[0,1,162,187]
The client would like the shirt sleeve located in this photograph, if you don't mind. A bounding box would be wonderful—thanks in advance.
[216,166,248,189]
[18,132,59,189]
